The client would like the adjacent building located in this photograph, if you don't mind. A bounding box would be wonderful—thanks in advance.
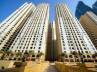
[46,21,57,61]
[80,11,97,50]
[92,1,97,15]
[46,22,53,61]
[75,1,92,19]
[0,2,49,61]
[75,1,97,20]
[55,4,97,62]
[0,3,35,51]
[9,3,49,58]
[52,21,57,61]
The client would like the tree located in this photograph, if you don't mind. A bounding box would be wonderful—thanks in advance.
[92,52,97,63]
[5,50,14,60]
[0,50,4,60]
[37,52,44,57]
[16,52,22,58]
[71,51,78,62]
[0,49,6,60]
[6,50,12,56]
[60,52,67,62]
[0,50,4,56]
[28,50,35,61]
[0,50,4,54]
[23,51,29,61]
[16,52,22,60]
[28,50,35,57]
[36,52,44,62]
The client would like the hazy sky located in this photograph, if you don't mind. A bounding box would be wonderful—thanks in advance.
[0,0,96,22]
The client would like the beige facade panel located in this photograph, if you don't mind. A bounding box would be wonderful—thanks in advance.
[80,11,97,49]
[55,4,97,62]
[9,3,49,56]
[0,3,35,51]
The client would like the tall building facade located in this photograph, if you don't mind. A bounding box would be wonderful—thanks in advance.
[0,3,35,51]
[46,22,53,61]
[46,21,57,61]
[9,3,49,57]
[92,1,97,15]
[55,4,97,62]
[75,1,97,19]
[75,1,92,19]
[80,11,97,49]
[52,21,57,61]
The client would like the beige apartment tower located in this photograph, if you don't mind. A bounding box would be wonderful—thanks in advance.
[0,3,49,60]
[9,3,49,56]
[80,11,97,49]
[0,3,35,51]
[55,4,97,62]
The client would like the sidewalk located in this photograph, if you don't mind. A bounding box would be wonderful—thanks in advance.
[24,61,49,72]
[44,63,58,72]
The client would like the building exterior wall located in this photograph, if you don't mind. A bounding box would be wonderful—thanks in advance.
[55,4,97,62]
[9,3,49,58]
[80,11,97,49]
[52,21,57,61]
[46,22,53,61]
[0,3,35,51]
[75,1,92,19]
[92,1,97,15]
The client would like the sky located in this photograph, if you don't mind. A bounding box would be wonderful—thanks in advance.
[0,0,96,22]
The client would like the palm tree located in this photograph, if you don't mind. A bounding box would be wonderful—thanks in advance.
[37,52,44,61]
[0,50,4,55]
[9,51,14,60]
[71,51,78,62]
[60,52,67,62]
[28,50,35,61]
[37,52,44,57]
[28,50,35,57]
[0,49,6,60]
[78,52,84,63]
[5,50,14,60]
[1,50,11,60]
[92,52,97,63]
[16,52,22,57]
[6,50,12,57]
[0,50,4,60]
[16,52,22,60]
[0,50,4,54]
[23,51,29,61]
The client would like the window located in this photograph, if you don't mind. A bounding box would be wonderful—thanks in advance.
[39,47,41,49]
[38,50,40,53]
[87,55,90,58]
[69,55,73,58]
[30,47,32,49]
[85,51,88,53]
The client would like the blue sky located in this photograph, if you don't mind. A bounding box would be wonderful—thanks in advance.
[0,0,96,22]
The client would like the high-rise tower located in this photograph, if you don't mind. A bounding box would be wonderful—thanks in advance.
[9,3,49,58]
[75,1,92,19]
[55,4,97,62]
[0,3,35,51]
[92,1,97,15]
[80,11,97,50]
